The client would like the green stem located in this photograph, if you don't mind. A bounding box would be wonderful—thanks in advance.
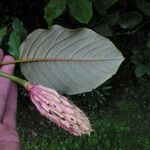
[0,71,28,87]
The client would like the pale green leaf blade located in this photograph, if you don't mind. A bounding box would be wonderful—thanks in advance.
[19,25,124,95]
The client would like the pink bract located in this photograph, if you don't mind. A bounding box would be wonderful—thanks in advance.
[25,83,93,136]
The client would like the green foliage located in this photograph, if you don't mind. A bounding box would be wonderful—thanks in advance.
[8,31,21,59]
[135,64,150,77]
[4,18,27,59]
[105,12,120,26]
[44,0,67,26]
[136,0,150,16]
[147,39,150,48]
[12,18,27,41]
[0,26,8,46]
[0,0,149,77]
[0,26,8,37]
[132,32,150,77]
[95,0,119,15]
[0,17,27,59]
[44,0,93,25]
[94,23,113,37]
[119,11,143,29]
[68,0,93,23]
[43,1,150,80]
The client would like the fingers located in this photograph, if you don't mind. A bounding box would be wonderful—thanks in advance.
[0,55,15,121]
[2,82,18,129]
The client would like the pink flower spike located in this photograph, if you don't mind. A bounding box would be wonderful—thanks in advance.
[25,82,93,136]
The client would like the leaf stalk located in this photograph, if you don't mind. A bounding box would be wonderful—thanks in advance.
[0,71,28,87]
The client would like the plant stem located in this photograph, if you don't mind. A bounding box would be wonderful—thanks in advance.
[0,71,27,87]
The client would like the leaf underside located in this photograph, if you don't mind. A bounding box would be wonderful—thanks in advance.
[19,25,124,95]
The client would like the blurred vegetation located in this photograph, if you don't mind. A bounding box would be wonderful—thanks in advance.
[0,0,150,149]
[18,78,150,150]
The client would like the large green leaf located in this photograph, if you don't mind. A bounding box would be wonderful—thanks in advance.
[19,25,124,95]
[68,0,93,23]
[44,0,67,25]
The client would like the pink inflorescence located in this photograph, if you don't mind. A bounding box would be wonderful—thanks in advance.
[25,83,93,136]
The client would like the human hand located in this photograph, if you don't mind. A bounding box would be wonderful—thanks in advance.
[0,49,20,150]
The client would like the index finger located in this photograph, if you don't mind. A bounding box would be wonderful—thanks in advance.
[0,54,15,121]
[2,82,18,129]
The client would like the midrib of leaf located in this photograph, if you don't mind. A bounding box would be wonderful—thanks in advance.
[0,57,123,66]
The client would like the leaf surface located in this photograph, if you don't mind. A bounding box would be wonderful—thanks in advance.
[20,25,124,95]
